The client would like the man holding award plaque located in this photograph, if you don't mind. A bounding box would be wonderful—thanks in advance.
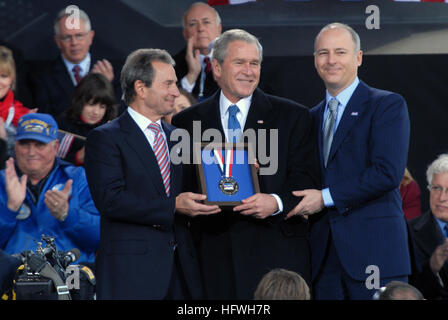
[85,49,221,299]
[172,29,319,299]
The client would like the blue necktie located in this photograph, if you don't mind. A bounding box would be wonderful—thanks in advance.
[227,105,241,143]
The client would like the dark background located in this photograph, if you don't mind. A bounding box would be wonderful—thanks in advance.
[1,0,447,210]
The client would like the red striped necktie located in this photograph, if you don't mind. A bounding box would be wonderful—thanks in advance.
[204,56,212,74]
[148,123,171,196]
[72,65,82,84]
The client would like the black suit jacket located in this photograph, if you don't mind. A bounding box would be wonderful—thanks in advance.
[84,111,202,300]
[30,56,122,117]
[172,88,319,299]
[173,48,219,99]
[409,210,448,299]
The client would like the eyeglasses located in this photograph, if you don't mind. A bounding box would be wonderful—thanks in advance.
[428,185,448,196]
[57,32,89,43]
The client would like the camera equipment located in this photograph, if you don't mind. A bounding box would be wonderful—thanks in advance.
[8,234,95,300]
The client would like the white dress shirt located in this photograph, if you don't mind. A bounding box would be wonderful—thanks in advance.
[127,107,170,157]
[61,53,91,86]
[217,91,283,214]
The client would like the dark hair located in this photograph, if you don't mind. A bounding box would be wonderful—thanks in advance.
[67,73,117,123]
[120,48,175,105]
[178,87,197,106]
[254,268,310,300]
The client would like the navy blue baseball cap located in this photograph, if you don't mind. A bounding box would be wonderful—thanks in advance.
[16,113,58,144]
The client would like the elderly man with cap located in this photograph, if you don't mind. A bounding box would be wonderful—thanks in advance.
[0,113,99,264]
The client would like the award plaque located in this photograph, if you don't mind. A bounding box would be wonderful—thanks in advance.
[195,142,260,207]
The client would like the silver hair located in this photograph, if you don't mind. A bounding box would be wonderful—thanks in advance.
[314,22,361,53]
[212,29,263,65]
[426,153,448,186]
[120,48,175,105]
[182,2,222,28]
[54,7,92,35]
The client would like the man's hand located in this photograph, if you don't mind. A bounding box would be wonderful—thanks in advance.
[5,158,27,212]
[176,192,221,217]
[233,193,278,219]
[44,179,73,221]
[286,189,324,220]
[430,238,448,274]
[91,59,115,82]
[184,37,202,86]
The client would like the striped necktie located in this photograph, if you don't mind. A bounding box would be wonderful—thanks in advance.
[323,98,338,167]
[148,123,171,196]
[204,56,211,74]
[72,65,82,84]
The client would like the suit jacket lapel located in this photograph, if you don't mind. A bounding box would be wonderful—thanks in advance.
[327,81,369,164]
[244,88,273,132]
[196,92,225,136]
[53,57,74,98]
[414,211,445,258]
[314,100,326,170]
[119,112,167,197]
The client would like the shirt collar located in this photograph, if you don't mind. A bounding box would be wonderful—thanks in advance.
[434,215,448,237]
[127,107,162,132]
[61,52,91,75]
[326,76,360,107]
[219,91,252,118]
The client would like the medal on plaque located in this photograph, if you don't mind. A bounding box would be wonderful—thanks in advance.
[214,148,239,196]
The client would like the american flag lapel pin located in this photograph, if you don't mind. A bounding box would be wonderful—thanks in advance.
[257,120,264,124]
[351,112,358,116]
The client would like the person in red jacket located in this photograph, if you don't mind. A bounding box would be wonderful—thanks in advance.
[0,46,36,157]
[400,168,422,220]
[0,46,36,125]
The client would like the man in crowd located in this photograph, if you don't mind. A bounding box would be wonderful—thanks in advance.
[0,113,99,264]
[374,281,424,300]
[173,2,222,100]
[409,153,448,299]
[172,29,319,299]
[85,48,220,300]
[287,22,411,299]
[31,7,119,116]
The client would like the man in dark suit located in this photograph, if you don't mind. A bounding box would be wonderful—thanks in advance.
[173,2,222,101]
[287,23,411,299]
[84,48,220,300]
[172,29,319,299]
[31,7,118,117]
[409,153,448,299]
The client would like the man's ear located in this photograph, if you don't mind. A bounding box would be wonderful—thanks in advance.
[87,30,95,46]
[211,58,221,77]
[53,139,60,152]
[134,80,147,99]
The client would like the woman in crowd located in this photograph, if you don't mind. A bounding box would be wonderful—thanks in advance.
[0,46,36,156]
[56,73,117,166]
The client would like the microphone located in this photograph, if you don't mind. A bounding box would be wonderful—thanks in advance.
[60,248,80,268]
